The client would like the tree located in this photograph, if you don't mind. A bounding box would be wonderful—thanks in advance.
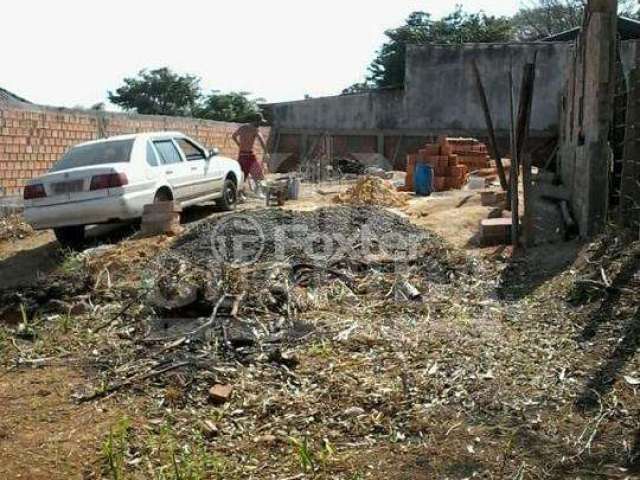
[108,68,201,116]
[195,91,264,123]
[341,82,374,95]
[513,0,639,40]
[365,8,513,89]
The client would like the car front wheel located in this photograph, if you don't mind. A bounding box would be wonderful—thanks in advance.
[54,225,86,249]
[216,179,238,211]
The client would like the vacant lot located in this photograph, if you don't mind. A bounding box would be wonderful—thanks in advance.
[1,188,639,479]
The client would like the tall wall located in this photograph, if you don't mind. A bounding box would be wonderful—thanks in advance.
[404,43,571,136]
[269,89,406,131]
[0,104,268,197]
[270,43,572,138]
[559,1,620,237]
[267,42,572,172]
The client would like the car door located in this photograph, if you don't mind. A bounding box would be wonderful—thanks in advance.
[174,137,214,199]
[152,139,192,200]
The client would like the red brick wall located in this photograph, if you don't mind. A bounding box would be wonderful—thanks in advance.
[0,105,270,196]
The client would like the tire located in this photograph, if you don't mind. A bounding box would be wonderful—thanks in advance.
[54,225,85,249]
[216,178,238,211]
[154,189,172,203]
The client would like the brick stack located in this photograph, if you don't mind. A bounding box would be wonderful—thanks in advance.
[405,137,469,192]
[445,137,494,171]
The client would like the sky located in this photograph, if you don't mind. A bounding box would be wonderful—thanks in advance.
[1,0,518,109]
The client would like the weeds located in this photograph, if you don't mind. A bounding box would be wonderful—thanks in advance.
[307,340,334,358]
[57,313,73,333]
[101,416,131,480]
[147,426,228,480]
[16,304,36,340]
[290,436,316,472]
[59,250,85,277]
[289,436,335,473]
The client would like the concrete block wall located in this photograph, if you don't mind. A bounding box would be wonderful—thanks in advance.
[0,105,269,196]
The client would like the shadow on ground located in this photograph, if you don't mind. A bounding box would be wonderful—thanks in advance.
[497,240,580,300]
[0,203,235,289]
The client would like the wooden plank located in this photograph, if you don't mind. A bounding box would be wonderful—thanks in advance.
[516,60,537,248]
[509,68,520,248]
[471,60,509,192]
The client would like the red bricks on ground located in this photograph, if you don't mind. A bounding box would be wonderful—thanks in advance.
[433,177,447,191]
[480,218,512,246]
[403,136,506,193]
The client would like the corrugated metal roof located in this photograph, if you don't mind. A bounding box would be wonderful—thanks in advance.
[543,16,640,42]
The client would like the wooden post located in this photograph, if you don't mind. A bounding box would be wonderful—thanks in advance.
[472,60,509,192]
[515,61,537,248]
[509,68,520,248]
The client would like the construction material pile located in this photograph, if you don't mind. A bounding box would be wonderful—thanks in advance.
[68,206,473,402]
[169,205,457,270]
[448,137,511,184]
[0,214,33,242]
[405,136,509,192]
[333,175,408,207]
[406,136,470,192]
[447,137,494,170]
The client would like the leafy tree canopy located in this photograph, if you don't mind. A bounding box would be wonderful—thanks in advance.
[195,91,265,123]
[364,7,513,89]
[348,2,640,92]
[108,68,201,117]
[108,68,263,123]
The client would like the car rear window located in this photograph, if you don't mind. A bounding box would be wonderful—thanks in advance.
[50,140,134,172]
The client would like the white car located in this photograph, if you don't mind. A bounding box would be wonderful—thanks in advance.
[23,131,243,246]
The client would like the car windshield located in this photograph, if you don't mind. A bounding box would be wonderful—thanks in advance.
[50,139,134,172]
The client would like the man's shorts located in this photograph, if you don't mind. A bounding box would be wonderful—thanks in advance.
[238,151,264,180]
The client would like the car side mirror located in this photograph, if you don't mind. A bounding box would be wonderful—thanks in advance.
[209,147,220,158]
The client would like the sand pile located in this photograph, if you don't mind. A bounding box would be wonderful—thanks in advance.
[333,176,408,208]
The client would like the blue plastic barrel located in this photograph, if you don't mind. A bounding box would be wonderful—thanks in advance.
[414,164,433,196]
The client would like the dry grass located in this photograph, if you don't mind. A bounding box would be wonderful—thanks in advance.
[0,211,640,479]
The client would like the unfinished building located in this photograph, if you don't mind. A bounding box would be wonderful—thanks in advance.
[266,12,640,239]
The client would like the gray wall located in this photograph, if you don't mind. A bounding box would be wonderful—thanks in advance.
[269,42,572,139]
[404,43,571,137]
[269,89,406,132]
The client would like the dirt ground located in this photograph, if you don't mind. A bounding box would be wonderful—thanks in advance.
[0,367,124,479]
[3,184,638,479]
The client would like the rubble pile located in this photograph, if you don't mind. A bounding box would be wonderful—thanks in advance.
[72,206,473,401]
[332,176,409,207]
[169,205,453,268]
[0,214,33,242]
[568,229,640,306]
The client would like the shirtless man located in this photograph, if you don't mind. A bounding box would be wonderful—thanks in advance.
[232,114,267,192]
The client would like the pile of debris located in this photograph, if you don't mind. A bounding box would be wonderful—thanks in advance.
[333,176,408,207]
[0,214,33,242]
[568,229,640,305]
[73,206,473,401]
